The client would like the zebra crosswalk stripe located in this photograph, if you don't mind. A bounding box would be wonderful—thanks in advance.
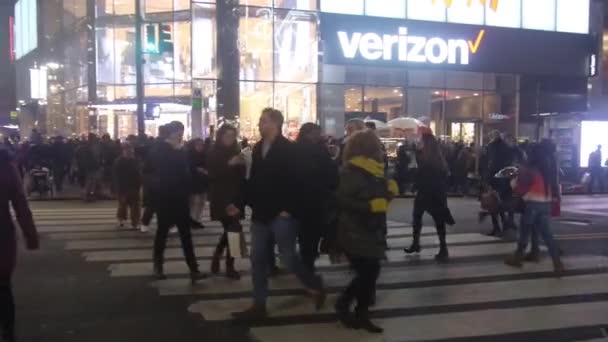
[31,205,608,341]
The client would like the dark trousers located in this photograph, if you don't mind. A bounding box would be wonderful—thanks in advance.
[0,275,14,342]
[141,207,155,226]
[589,169,604,193]
[53,167,65,192]
[214,218,234,259]
[298,220,322,273]
[412,196,447,249]
[153,205,198,272]
[340,255,381,313]
[117,190,141,227]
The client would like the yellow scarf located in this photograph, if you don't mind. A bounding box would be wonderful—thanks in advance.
[348,157,399,211]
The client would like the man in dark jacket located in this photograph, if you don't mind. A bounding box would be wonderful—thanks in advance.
[232,108,325,321]
[149,121,205,284]
[588,145,603,193]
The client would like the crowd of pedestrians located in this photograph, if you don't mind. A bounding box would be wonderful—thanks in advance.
[0,109,568,341]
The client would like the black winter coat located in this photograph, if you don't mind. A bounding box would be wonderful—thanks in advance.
[148,141,191,206]
[247,136,300,223]
[295,141,338,221]
[207,144,246,221]
[188,149,209,194]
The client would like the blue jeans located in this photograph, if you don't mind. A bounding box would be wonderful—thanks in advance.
[250,217,322,307]
[517,201,559,260]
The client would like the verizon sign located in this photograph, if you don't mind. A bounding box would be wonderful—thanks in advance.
[321,13,593,77]
[337,27,485,65]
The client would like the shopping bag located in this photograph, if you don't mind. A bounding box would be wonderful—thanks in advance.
[228,231,248,258]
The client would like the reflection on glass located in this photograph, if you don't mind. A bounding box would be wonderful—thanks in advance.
[239,7,274,81]
[344,86,362,112]
[274,83,317,140]
[115,26,137,84]
[114,85,137,99]
[142,21,191,83]
[193,3,217,78]
[96,0,113,16]
[240,81,273,139]
[364,87,404,121]
[274,10,318,83]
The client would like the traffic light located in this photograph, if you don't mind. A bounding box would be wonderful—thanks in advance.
[143,23,173,54]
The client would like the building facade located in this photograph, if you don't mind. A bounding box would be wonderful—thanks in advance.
[14,0,596,144]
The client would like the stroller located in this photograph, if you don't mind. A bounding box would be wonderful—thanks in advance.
[28,166,54,197]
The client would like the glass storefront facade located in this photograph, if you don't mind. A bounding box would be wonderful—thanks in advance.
[36,0,592,142]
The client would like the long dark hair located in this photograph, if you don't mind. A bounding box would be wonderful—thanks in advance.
[418,134,448,174]
[296,123,321,144]
[528,141,558,196]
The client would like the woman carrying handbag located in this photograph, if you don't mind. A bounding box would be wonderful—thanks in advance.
[207,125,247,280]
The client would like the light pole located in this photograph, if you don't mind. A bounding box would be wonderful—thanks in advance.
[135,0,145,137]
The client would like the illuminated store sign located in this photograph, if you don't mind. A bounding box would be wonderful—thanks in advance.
[338,27,485,65]
[322,13,594,77]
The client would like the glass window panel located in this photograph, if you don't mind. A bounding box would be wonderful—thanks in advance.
[445,71,483,90]
[408,70,444,88]
[485,0,521,28]
[64,0,75,28]
[406,88,443,121]
[74,0,87,19]
[275,0,316,10]
[193,3,217,78]
[320,0,364,15]
[557,0,589,34]
[173,21,191,82]
[522,0,555,31]
[174,0,191,11]
[274,10,318,82]
[444,89,482,121]
[239,7,274,81]
[174,82,191,97]
[145,83,174,97]
[364,86,404,121]
[145,0,174,13]
[114,0,135,15]
[239,81,274,139]
[407,0,446,22]
[114,25,137,84]
[274,83,317,139]
[447,0,484,25]
[365,0,405,19]
[114,85,137,99]
[344,86,363,113]
[240,0,273,7]
[142,21,190,83]
[96,0,113,16]
[96,26,115,84]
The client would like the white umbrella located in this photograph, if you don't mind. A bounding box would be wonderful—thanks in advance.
[363,117,389,130]
[388,117,425,130]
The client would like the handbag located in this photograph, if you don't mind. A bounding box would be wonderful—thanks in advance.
[224,217,248,258]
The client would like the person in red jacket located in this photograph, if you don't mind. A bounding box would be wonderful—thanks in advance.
[0,149,39,342]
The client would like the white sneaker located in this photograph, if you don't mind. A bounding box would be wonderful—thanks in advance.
[169,227,178,234]
[140,225,149,233]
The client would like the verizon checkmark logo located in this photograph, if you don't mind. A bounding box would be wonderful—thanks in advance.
[468,29,485,54]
